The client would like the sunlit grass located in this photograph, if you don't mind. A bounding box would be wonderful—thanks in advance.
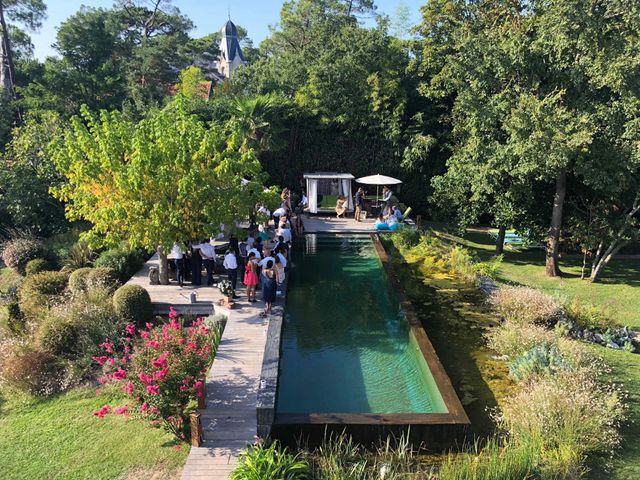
[0,387,188,480]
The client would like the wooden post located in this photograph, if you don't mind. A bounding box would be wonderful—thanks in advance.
[197,381,206,409]
[190,412,203,447]
[416,215,423,229]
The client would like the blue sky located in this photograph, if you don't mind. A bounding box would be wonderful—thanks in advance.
[30,0,424,60]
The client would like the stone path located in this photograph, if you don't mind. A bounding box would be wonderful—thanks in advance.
[181,301,269,479]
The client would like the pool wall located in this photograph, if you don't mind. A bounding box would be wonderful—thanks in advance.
[257,233,469,448]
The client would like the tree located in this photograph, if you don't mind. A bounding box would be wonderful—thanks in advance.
[0,111,67,236]
[0,0,45,99]
[51,96,278,284]
[419,0,639,274]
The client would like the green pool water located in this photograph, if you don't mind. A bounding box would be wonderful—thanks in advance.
[276,234,447,414]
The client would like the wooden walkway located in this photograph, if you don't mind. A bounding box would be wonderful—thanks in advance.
[303,214,376,233]
[126,254,221,315]
[181,301,270,479]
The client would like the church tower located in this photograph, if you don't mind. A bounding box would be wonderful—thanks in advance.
[217,20,246,79]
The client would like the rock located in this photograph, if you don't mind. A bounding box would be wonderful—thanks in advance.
[594,333,604,343]
[583,331,597,343]
[606,341,621,350]
[148,265,160,285]
[629,331,640,347]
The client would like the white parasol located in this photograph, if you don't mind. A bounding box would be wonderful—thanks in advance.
[355,174,403,204]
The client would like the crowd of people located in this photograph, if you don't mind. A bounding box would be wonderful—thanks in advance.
[168,189,300,317]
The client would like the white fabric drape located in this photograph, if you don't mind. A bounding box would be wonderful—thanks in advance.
[341,179,353,210]
[307,179,318,213]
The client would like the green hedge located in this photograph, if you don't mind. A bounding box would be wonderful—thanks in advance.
[113,284,153,326]
[95,248,145,283]
[25,258,51,276]
[18,271,69,320]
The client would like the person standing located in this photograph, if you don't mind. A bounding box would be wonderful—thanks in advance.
[190,242,203,286]
[223,249,239,298]
[261,260,277,317]
[199,241,217,286]
[355,187,365,222]
[171,242,185,287]
[381,186,392,216]
[243,252,259,302]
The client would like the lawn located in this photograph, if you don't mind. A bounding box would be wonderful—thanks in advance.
[434,226,640,479]
[0,387,188,480]
[439,228,640,329]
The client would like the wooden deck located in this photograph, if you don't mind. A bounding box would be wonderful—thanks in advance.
[126,256,277,479]
[181,301,272,479]
[302,214,376,233]
[126,254,222,315]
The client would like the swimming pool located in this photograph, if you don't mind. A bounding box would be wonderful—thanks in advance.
[275,234,447,415]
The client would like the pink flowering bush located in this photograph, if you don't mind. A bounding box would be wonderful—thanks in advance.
[93,307,222,438]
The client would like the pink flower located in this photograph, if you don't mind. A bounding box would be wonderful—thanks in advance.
[99,342,114,353]
[186,342,197,350]
[93,356,108,365]
[139,331,150,339]
[179,385,188,392]
[92,405,111,418]
[169,319,181,331]
[112,368,127,380]
[146,384,160,395]
[178,338,185,345]
[151,355,168,369]
[138,373,153,385]
[150,407,161,416]
[124,383,134,395]
[124,345,130,354]
[106,358,115,366]
[140,402,150,414]
[125,324,136,335]
[146,322,155,330]
[114,405,129,415]
[146,340,160,349]
[174,444,182,451]
[193,380,204,398]
[168,306,178,319]
[154,368,169,381]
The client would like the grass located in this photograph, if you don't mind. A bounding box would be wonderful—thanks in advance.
[0,267,19,294]
[432,226,640,479]
[0,387,188,480]
[439,227,640,329]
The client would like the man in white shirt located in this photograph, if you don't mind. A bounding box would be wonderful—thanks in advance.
[273,207,287,225]
[277,227,292,244]
[223,249,239,297]
[198,242,217,286]
[276,250,287,269]
[258,248,275,269]
[248,246,262,260]
[171,242,184,287]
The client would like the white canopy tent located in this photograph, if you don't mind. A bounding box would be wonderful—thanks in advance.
[303,172,355,214]
[355,174,403,203]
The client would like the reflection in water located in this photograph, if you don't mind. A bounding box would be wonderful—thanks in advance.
[276,235,441,414]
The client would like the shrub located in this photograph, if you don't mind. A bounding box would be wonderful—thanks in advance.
[489,286,563,326]
[486,321,557,358]
[86,267,120,292]
[95,247,144,283]
[18,270,69,320]
[3,301,25,335]
[68,267,93,294]
[1,238,46,275]
[473,254,503,279]
[0,340,65,395]
[394,228,421,249]
[64,241,94,270]
[447,246,476,281]
[36,314,80,357]
[25,258,51,276]
[94,313,222,438]
[508,344,569,383]
[499,368,625,462]
[113,284,153,325]
[231,440,311,480]
[565,298,617,332]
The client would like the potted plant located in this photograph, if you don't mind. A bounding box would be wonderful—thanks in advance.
[218,280,234,309]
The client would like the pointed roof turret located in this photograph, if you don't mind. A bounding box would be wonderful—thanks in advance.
[220,20,244,62]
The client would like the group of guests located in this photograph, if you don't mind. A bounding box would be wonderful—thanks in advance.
[168,190,300,317]
[336,185,399,223]
[374,205,404,231]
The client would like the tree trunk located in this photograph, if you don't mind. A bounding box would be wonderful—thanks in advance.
[580,249,588,280]
[546,170,567,277]
[495,226,506,255]
[590,240,628,282]
[0,1,16,99]
[157,246,169,285]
